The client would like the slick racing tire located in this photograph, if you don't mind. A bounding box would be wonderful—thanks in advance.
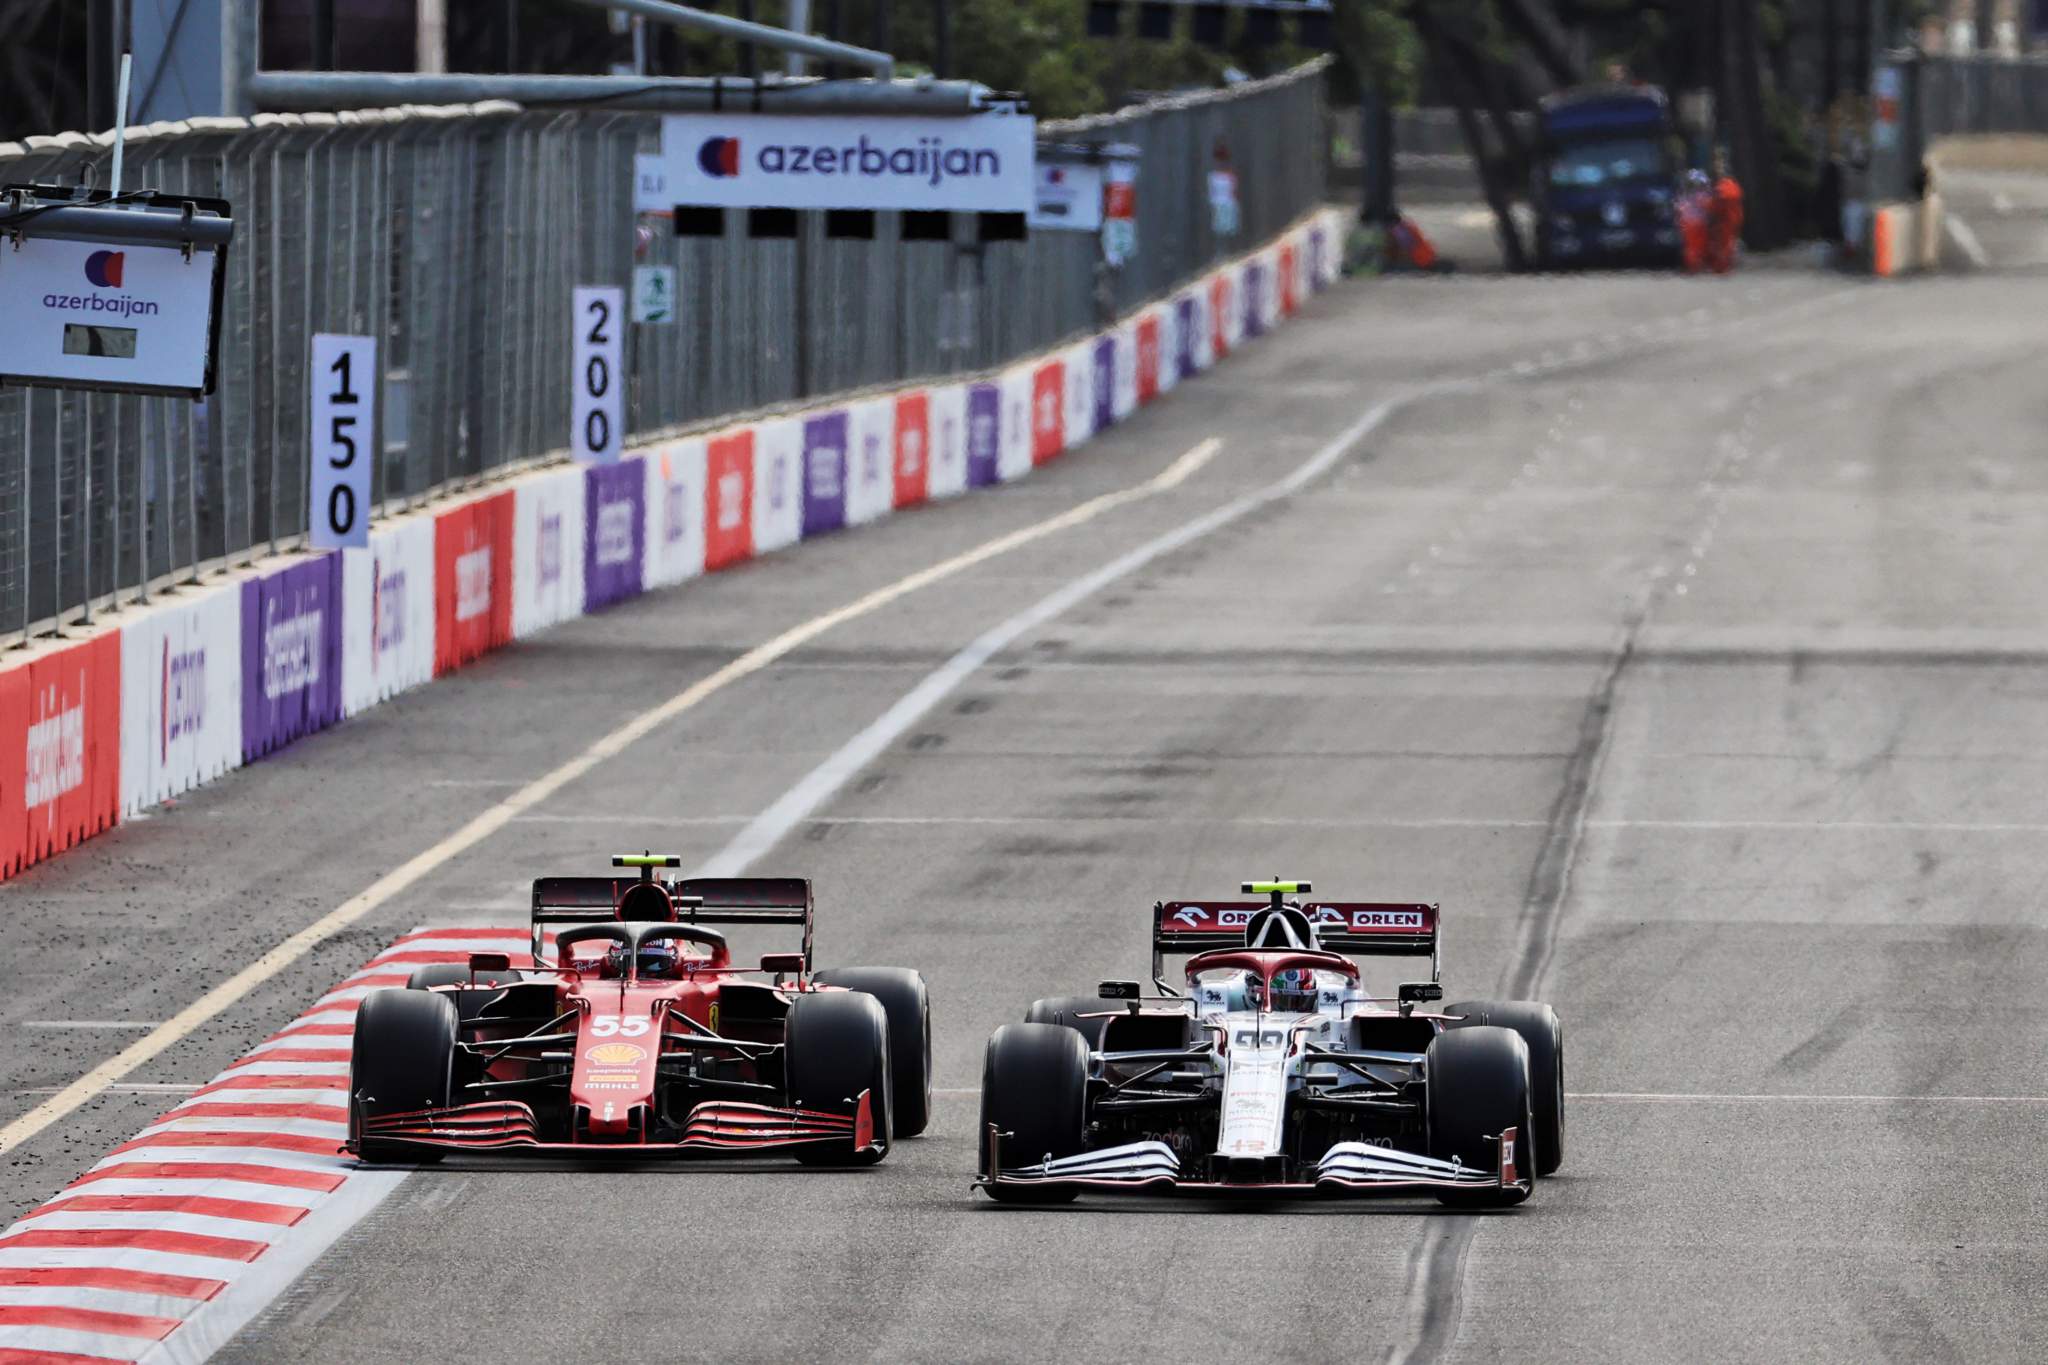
[350,988,458,1165]
[1446,999,1565,1175]
[1023,996,1119,1049]
[814,967,933,1139]
[785,990,893,1167]
[979,1023,1088,1205]
[1425,1025,1533,1209]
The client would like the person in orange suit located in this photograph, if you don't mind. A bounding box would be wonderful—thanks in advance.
[1677,169,1712,273]
[1706,150,1744,274]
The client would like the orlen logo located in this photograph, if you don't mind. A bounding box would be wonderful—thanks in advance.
[84,251,125,288]
[716,471,746,531]
[161,640,206,762]
[455,546,493,623]
[24,675,86,811]
[698,137,741,178]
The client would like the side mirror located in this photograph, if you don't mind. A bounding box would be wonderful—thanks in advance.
[761,952,807,978]
[1397,982,1443,1005]
[1098,980,1141,1000]
[469,951,513,976]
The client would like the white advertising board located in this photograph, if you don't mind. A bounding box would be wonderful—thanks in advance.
[1112,323,1139,420]
[644,436,708,589]
[998,365,1034,483]
[1062,342,1095,450]
[925,384,969,500]
[1031,161,1104,230]
[659,111,1036,213]
[0,238,221,394]
[845,398,895,527]
[751,418,805,555]
[341,515,436,716]
[118,581,243,816]
[512,465,588,638]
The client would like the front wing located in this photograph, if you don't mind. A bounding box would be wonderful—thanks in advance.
[351,1092,878,1158]
[977,1126,1526,1199]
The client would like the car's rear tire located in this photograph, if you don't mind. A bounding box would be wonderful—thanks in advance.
[1446,999,1564,1175]
[349,989,458,1164]
[785,990,893,1167]
[979,1023,1088,1205]
[1426,1024,1533,1208]
[1023,995,1118,1048]
[814,967,932,1139]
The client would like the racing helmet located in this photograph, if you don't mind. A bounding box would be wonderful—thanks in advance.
[1269,967,1319,1013]
[634,941,682,979]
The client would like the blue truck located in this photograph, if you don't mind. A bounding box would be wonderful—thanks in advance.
[1532,85,1683,269]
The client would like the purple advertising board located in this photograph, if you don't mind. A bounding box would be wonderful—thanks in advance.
[1243,263,1267,338]
[801,411,849,537]
[584,456,646,612]
[1308,226,1326,286]
[241,554,344,762]
[1092,337,1116,433]
[966,383,1002,488]
[1174,296,1197,379]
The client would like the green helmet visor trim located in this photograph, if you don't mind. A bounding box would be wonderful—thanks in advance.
[1242,880,1308,895]
[612,853,682,868]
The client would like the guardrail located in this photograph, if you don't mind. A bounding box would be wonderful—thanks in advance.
[0,59,1329,641]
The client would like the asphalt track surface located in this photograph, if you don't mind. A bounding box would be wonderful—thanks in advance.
[7,261,2048,1362]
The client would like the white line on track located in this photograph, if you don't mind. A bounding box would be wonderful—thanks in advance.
[1944,211,1991,268]
[24,1021,167,1030]
[690,418,1390,878]
[1569,1091,2048,1104]
[0,438,1223,1159]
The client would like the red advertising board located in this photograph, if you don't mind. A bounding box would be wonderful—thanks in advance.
[1136,314,1161,404]
[1031,360,1065,466]
[704,429,756,571]
[1279,243,1300,315]
[434,489,515,676]
[894,392,931,509]
[1211,274,1232,360]
[15,634,121,871]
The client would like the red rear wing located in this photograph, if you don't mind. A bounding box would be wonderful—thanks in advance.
[531,876,814,967]
[1152,900,1440,979]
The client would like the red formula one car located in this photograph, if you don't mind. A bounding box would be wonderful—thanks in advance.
[347,856,930,1165]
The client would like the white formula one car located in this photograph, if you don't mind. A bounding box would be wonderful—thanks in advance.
[975,881,1563,1206]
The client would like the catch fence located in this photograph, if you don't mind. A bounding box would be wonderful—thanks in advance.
[0,58,1328,637]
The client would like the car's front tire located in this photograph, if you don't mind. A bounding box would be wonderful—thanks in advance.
[349,988,458,1164]
[979,1023,1088,1205]
[1446,999,1564,1175]
[1426,1024,1533,1208]
[785,990,893,1167]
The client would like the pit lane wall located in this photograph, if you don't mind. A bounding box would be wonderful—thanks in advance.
[0,212,1341,882]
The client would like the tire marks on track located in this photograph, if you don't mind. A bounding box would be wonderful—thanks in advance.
[1383,329,1838,1365]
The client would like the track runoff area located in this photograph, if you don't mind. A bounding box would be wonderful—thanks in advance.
[8,257,2048,1357]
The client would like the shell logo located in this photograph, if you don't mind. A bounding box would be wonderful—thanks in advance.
[586,1042,647,1066]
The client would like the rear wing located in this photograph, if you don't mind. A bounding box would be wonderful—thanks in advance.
[530,874,814,968]
[1152,901,1440,984]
